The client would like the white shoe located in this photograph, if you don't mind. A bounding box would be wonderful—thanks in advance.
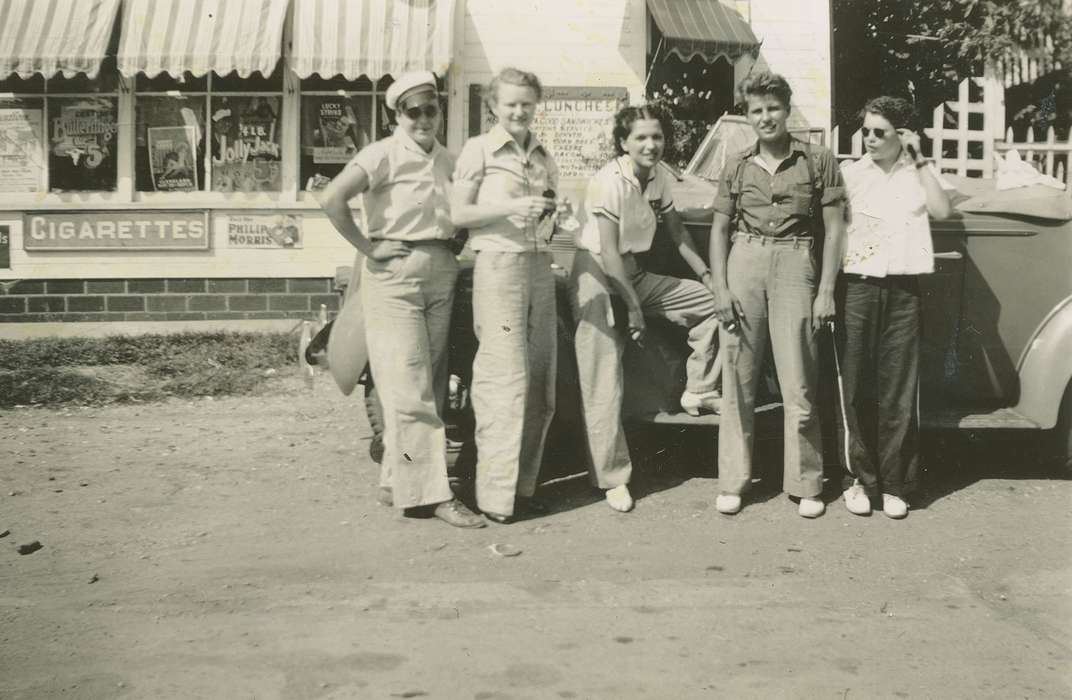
[882,494,908,519]
[715,493,741,514]
[680,389,721,416]
[842,485,871,516]
[605,485,634,512]
[798,497,825,518]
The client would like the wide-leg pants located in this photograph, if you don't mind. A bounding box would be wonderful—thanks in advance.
[361,243,458,509]
[718,233,823,498]
[470,251,557,517]
[570,249,720,489]
[834,274,921,498]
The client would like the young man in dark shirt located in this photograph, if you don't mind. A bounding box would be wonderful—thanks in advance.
[707,72,846,518]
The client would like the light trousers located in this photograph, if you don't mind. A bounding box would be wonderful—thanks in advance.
[361,243,458,509]
[570,249,720,489]
[470,251,557,516]
[718,233,823,498]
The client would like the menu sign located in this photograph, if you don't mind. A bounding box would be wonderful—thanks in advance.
[469,85,627,180]
[23,211,210,250]
[0,108,44,192]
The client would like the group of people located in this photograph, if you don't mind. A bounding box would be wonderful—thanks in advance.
[319,67,952,529]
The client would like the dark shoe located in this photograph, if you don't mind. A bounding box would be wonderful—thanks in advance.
[516,496,550,516]
[433,499,486,528]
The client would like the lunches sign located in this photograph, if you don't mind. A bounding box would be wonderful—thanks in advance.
[23,211,210,251]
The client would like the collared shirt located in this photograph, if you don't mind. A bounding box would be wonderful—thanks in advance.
[452,124,559,252]
[713,138,844,238]
[841,153,951,276]
[575,155,675,254]
[351,128,455,242]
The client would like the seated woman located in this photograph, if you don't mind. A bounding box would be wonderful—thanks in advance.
[570,104,721,513]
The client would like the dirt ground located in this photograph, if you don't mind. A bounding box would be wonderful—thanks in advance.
[1,374,1070,700]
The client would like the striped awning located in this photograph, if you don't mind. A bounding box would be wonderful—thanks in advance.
[117,0,288,78]
[292,0,457,80]
[0,0,121,79]
[648,0,761,64]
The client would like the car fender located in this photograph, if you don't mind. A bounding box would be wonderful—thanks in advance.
[326,250,368,396]
[1014,294,1072,429]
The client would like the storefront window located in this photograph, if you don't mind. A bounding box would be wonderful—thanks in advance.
[298,74,448,191]
[135,96,206,192]
[210,95,283,192]
[47,96,119,192]
[299,94,372,191]
[0,98,46,193]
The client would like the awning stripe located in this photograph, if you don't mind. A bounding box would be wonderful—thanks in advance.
[0,0,119,79]
[292,0,458,81]
[118,0,288,79]
[648,0,760,64]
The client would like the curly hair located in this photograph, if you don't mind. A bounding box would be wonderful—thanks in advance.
[860,96,917,130]
[485,67,543,105]
[737,71,793,109]
[612,104,674,155]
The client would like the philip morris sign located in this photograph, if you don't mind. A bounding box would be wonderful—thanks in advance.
[23,211,210,250]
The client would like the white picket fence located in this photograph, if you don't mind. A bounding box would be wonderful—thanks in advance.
[832,76,1072,193]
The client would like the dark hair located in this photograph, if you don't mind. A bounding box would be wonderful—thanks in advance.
[612,104,674,155]
[737,71,793,109]
[860,95,917,130]
[485,67,543,105]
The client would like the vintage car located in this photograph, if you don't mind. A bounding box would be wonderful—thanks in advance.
[314,116,1072,473]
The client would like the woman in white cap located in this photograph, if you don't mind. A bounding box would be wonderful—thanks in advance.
[319,71,485,529]
[450,67,564,524]
[570,104,721,513]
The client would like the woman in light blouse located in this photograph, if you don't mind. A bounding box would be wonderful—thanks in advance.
[570,104,721,513]
[450,67,566,524]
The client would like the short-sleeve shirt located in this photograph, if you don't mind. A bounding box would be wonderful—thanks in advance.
[351,128,455,242]
[452,124,559,252]
[712,139,844,238]
[576,155,675,254]
[841,153,952,276]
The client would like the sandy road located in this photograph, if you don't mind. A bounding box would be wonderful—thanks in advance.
[1,376,1069,699]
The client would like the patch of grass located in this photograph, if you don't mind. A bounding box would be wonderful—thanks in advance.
[0,331,300,407]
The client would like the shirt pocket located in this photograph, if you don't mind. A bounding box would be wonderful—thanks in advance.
[789,183,814,216]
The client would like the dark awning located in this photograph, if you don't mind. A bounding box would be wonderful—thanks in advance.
[648,0,761,64]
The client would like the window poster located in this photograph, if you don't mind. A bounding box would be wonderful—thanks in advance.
[48,97,119,192]
[148,125,199,192]
[0,224,10,269]
[300,95,371,191]
[211,96,282,192]
[0,107,44,192]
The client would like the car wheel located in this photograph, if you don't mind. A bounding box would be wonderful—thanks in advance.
[364,382,385,464]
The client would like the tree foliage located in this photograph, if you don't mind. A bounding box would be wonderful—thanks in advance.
[833,0,1071,135]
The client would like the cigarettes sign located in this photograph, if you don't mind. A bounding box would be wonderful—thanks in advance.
[23,211,210,251]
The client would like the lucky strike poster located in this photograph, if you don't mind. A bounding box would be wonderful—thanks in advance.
[211,96,282,192]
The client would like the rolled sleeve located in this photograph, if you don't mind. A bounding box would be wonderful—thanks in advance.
[713,156,742,217]
[817,148,846,207]
[351,142,389,190]
[586,172,623,222]
[452,139,486,185]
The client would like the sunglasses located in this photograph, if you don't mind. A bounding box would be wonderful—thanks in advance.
[403,103,439,121]
[861,127,891,139]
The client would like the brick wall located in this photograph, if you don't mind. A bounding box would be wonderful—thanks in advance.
[0,278,340,323]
